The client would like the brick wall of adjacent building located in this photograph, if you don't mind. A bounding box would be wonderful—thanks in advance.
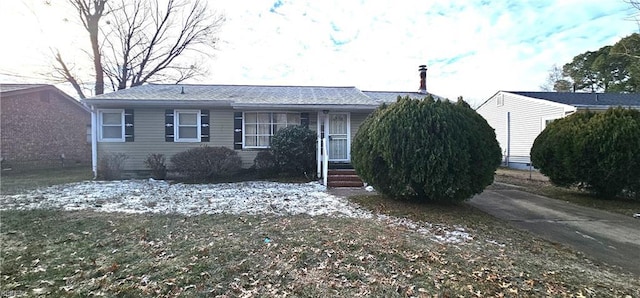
[0,88,91,169]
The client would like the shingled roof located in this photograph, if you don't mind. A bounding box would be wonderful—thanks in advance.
[86,84,371,106]
[84,84,443,108]
[0,84,52,94]
[0,83,88,111]
[510,91,640,108]
[361,91,444,103]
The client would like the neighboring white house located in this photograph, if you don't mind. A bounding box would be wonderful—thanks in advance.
[476,91,640,169]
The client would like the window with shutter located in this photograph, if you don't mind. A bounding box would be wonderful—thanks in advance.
[124,109,134,142]
[201,109,210,142]
[165,110,174,142]
[174,110,201,142]
[234,112,243,149]
[98,109,125,142]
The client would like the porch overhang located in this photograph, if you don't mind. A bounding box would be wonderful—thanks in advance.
[231,103,380,111]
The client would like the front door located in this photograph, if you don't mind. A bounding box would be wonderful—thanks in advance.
[327,113,349,161]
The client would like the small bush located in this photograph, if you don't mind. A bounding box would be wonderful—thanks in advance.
[351,96,501,202]
[97,153,128,180]
[270,125,316,178]
[144,153,167,180]
[253,151,278,178]
[170,146,241,181]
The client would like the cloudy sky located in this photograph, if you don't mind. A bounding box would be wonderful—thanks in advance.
[0,0,638,107]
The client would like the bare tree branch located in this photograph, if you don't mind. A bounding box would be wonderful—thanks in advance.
[55,0,224,94]
[104,0,223,89]
[54,51,87,99]
[67,0,109,95]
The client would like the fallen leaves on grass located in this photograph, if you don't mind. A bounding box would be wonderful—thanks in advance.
[2,211,638,297]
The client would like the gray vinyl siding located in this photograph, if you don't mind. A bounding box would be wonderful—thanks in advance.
[476,92,568,165]
[350,112,369,140]
[98,108,235,171]
[97,108,329,171]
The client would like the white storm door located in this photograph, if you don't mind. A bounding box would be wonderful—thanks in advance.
[327,113,350,161]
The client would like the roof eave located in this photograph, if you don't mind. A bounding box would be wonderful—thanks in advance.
[575,104,640,110]
[82,99,233,108]
[231,103,380,111]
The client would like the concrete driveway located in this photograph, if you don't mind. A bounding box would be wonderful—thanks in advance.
[469,184,640,276]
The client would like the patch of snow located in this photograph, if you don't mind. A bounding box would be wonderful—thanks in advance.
[377,214,472,244]
[0,179,474,244]
[0,180,372,218]
[485,239,506,247]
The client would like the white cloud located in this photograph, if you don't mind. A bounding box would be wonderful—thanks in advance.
[1,0,638,106]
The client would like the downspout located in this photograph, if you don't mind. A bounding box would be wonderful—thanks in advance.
[91,106,98,178]
[506,112,511,166]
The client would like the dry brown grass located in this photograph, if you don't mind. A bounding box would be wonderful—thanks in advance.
[2,205,639,297]
[493,167,640,217]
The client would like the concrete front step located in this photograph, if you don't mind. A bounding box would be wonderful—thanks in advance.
[327,180,365,188]
[328,169,358,175]
[328,175,362,181]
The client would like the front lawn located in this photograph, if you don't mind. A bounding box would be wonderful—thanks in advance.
[1,167,92,195]
[2,208,638,296]
[1,168,639,296]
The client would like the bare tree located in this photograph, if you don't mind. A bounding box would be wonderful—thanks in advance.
[54,0,223,98]
[53,0,108,98]
[540,64,572,92]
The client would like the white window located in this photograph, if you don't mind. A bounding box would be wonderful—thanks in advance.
[98,109,124,142]
[174,110,201,142]
[244,112,301,148]
[541,116,560,130]
[497,94,505,107]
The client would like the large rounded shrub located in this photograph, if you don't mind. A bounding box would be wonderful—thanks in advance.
[532,108,640,198]
[170,146,241,181]
[531,112,595,187]
[270,125,317,178]
[351,96,502,202]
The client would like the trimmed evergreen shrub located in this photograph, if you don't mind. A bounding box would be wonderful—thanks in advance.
[144,153,167,180]
[533,108,640,198]
[270,125,317,178]
[351,96,502,202]
[531,112,595,187]
[97,153,128,180]
[170,146,241,181]
[253,150,279,178]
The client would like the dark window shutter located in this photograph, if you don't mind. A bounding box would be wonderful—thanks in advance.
[165,109,174,142]
[201,109,210,142]
[124,109,134,142]
[300,112,309,128]
[234,112,243,149]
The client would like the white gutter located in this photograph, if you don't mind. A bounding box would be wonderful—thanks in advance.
[574,105,640,111]
[82,99,233,107]
[231,104,380,110]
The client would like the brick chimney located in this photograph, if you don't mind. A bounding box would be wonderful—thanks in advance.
[418,65,427,94]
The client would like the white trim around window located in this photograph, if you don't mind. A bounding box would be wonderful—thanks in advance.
[174,109,201,142]
[243,111,301,148]
[541,116,561,131]
[98,109,125,142]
